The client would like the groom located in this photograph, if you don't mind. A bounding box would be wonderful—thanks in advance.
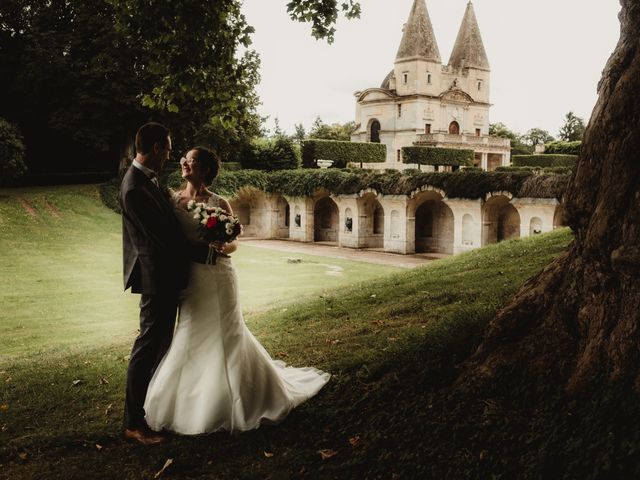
[119,122,207,445]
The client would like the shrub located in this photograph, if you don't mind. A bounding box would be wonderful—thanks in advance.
[544,140,581,155]
[301,139,386,168]
[0,118,27,186]
[240,136,300,171]
[401,146,474,167]
[103,169,569,213]
[512,154,577,168]
[221,162,242,171]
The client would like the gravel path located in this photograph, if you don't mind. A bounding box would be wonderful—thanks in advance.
[239,239,447,269]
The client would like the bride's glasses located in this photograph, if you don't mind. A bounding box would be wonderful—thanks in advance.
[180,156,197,166]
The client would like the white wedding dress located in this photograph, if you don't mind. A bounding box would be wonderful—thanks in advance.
[144,193,330,435]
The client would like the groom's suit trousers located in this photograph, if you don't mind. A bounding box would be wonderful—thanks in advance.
[123,292,178,429]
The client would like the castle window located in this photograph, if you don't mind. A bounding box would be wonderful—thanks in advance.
[427,73,432,84]
[397,104,402,118]
[425,124,431,134]
[370,120,381,143]
[397,149,402,162]
[477,80,483,91]
[476,128,481,137]
[403,72,408,84]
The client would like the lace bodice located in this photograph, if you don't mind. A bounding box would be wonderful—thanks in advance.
[170,190,222,244]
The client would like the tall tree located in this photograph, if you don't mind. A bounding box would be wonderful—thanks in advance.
[308,117,355,141]
[523,127,555,147]
[0,0,262,174]
[558,111,586,141]
[466,0,639,400]
[293,123,307,145]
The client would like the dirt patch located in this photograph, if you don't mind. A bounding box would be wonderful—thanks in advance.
[43,198,61,218]
[17,198,37,218]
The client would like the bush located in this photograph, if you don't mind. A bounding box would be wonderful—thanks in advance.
[301,139,386,168]
[221,162,242,171]
[240,136,300,171]
[401,146,474,167]
[102,169,569,212]
[0,118,27,186]
[512,154,577,168]
[544,140,581,155]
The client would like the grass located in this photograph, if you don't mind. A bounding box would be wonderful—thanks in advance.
[0,184,575,479]
[0,185,400,362]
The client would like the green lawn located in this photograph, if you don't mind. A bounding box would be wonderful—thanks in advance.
[0,185,400,363]
[0,184,574,479]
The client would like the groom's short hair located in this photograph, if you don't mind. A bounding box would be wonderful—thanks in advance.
[135,123,170,155]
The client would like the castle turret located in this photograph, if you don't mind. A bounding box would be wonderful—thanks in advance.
[448,1,490,103]
[394,0,441,97]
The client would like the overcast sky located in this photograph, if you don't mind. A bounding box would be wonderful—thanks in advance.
[241,0,621,138]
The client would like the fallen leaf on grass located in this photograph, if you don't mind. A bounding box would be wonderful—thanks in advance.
[105,404,113,416]
[318,449,338,460]
[95,444,103,451]
[18,452,28,461]
[371,320,385,326]
[263,451,274,458]
[72,379,83,386]
[387,337,398,342]
[155,458,173,478]
[0,404,9,411]
[100,378,109,385]
[348,435,361,448]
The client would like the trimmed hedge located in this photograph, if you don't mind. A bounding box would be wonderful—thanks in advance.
[221,162,242,171]
[102,168,569,213]
[402,146,474,167]
[240,136,300,171]
[302,140,386,168]
[183,168,565,200]
[544,140,581,155]
[495,165,573,175]
[512,155,577,168]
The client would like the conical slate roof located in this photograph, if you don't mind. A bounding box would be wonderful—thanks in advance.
[395,0,441,63]
[448,2,490,71]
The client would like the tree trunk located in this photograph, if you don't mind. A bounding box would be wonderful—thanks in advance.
[464,0,640,392]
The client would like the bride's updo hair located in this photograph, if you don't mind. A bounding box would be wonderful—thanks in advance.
[193,146,220,185]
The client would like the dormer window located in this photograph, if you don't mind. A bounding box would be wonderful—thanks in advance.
[403,72,408,85]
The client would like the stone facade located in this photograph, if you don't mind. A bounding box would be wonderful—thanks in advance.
[350,0,510,170]
[226,188,565,256]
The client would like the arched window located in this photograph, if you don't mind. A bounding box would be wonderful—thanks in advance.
[448,121,460,135]
[370,120,381,143]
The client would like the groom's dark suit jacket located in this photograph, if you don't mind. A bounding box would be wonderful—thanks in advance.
[119,166,190,294]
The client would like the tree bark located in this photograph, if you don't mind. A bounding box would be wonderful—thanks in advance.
[464,0,640,392]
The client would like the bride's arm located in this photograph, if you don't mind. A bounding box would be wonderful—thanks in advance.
[213,198,238,255]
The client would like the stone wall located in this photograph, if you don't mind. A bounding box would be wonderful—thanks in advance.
[224,187,564,256]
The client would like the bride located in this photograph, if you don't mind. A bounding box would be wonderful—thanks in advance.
[143,146,330,435]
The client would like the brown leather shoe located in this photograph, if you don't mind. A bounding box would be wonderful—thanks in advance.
[124,427,167,445]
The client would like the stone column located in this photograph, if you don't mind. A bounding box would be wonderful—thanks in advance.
[481,152,488,171]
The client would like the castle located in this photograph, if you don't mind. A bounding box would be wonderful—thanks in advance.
[350,0,510,170]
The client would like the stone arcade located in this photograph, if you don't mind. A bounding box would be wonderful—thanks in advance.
[228,189,564,255]
[350,0,511,170]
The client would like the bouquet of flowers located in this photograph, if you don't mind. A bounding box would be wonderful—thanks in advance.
[187,200,243,244]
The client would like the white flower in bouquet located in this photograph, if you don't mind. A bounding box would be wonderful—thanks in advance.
[187,200,196,210]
